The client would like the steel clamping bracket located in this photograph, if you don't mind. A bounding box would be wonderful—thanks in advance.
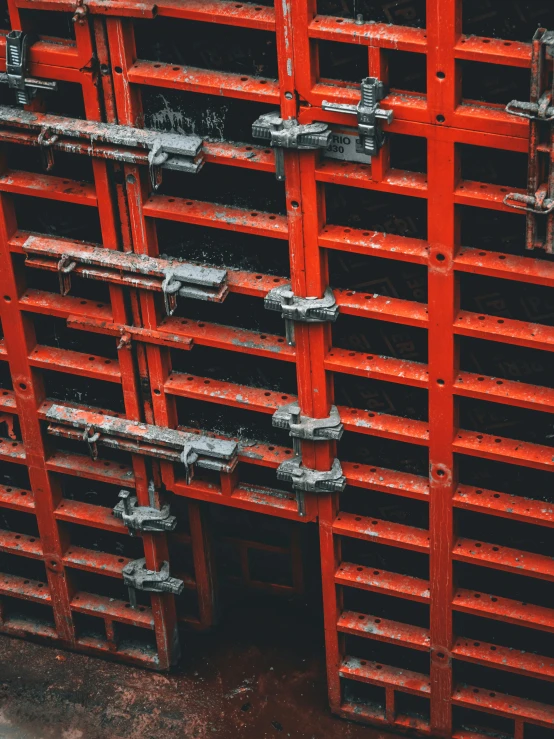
[277,457,346,494]
[22,237,227,314]
[322,77,393,157]
[114,489,177,534]
[273,402,343,455]
[252,111,331,181]
[1,32,58,106]
[264,283,339,345]
[122,558,184,608]
[0,106,203,187]
[45,405,238,483]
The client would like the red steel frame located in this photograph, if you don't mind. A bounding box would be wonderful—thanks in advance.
[0,1,553,738]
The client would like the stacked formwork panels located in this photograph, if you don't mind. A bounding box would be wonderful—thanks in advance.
[0,1,554,738]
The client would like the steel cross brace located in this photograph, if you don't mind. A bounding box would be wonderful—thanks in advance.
[22,236,228,313]
[45,404,238,483]
[0,106,204,186]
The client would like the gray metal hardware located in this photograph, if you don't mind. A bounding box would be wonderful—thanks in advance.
[0,106,203,184]
[322,77,393,157]
[23,237,227,314]
[2,32,58,106]
[114,490,177,534]
[161,263,228,315]
[264,283,339,345]
[122,558,184,608]
[277,457,346,516]
[252,111,331,181]
[57,254,77,296]
[45,405,239,482]
[273,402,343,455]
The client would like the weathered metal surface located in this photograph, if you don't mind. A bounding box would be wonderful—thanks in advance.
[0,0,553,736]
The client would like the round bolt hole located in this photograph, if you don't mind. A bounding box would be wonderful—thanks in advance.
[437,379,444,385]
[290,201,299,208]
[3,295,11,302]
[114,66,122,74]
[435,253,445,261]
[18,383,27,391]
[153,389,161,395]
[126,174,136,185]
[436,71,445,79]
[285,92,293,100]
[436,114,445,123]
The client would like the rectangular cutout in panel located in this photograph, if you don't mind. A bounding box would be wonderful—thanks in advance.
[318,41,368,83]
[461,60,530,106]
[344,634,430,675]
[333,315,428,363]
[460,272,554,327]
[340,486,429,530]
[326,183,428,239]
[157,165,286,215]
[389,51,427,94]
[341,538,429,581]
[459,336,554,390]
[339,430,429,477]
[462,0,554,42]
[12,195,101,244]
[328,250,427,302]
[317,0,425,27]
[169,345,297,395]
[134,18,278,78]
[142,86,275,145]
[459,396,554,447]
[458,454,554,505]
[334,372,428,421]
[460,144,528,189]
[155,221,290,276]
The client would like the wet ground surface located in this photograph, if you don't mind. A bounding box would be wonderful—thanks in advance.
[0,596,392,739]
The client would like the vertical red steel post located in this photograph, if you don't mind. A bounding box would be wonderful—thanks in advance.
[288,0,342,711]
[426,0,460,733]
[106,16,218,645]
[0,189,75,644]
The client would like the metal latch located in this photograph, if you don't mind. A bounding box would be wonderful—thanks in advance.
[273,402,343,455]
[23,237,228,315]
[161,263,228,315]
[277,456,346,515]
[1,32,58,106]
[114,490,177,534]
[45,405,239,482]
[122,558,184,608]
[265,283,339,345]
[0,106,203,185]
[322,77,393,156]
[252,111,331,181]
[504,28,554,252]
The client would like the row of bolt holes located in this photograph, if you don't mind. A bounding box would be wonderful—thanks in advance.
[179,318,287,343]
[153,63,269,86]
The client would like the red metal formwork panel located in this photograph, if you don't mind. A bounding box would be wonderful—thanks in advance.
[0,1,553,738]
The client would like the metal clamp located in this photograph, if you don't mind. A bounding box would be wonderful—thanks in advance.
[322,77,393,157]
[2,32,58,106]
[161,263,229,316]
[114,490,177,534]
[503,190,554,215]
[122,558,184,608]
[273,402,343,455]
[252,111,331,181]
[265,283,339,345]
[57,254,77,296]
[277,456,346,515]
[82,425,100,461]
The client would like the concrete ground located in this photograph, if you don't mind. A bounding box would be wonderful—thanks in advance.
[0,596,390,739]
